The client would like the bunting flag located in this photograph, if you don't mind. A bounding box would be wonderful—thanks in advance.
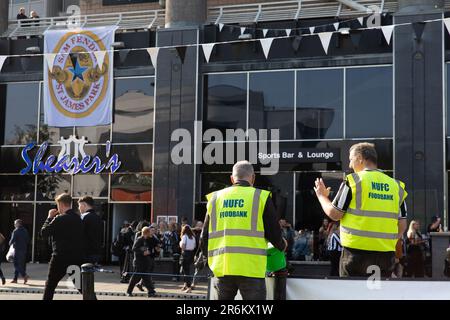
[412,22,426,41]
[444,18,450,35]
[318,32,333,54]
[147,47,159,68]
[381,25,394,45]
[45,53,57,72]
[219,23,224,32]
[358,17,364,27]
[263,29,269,37]
[43,26,117,127]
[292,36,302,52]
[119,49,131,64]
[176,46,187,64]
[286,29,292,36]
[201,43,215,63]
[350,30,362,48]
[260,38,274,59]
[309,27,315,34]
[94,51,107,71]
[0,56,7,72]
[240,27,246,35]
[334,22,340,31]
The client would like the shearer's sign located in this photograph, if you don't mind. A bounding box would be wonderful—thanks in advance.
[20,135,121,175]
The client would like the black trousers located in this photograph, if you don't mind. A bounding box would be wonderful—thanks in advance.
[0,261,4,280]
[329,250,341,276]
[215,276,266,300]
[181,250,195,287]
[339,247,395,278]
[43,257,82,300]
[127,259,155,294]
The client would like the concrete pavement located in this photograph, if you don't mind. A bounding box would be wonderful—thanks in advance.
[0,262,208,300]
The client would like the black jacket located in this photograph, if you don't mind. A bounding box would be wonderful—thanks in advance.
[9,226,30,256]
[82,210,103,256]
[133,236,159,268]
[41,209,84,261]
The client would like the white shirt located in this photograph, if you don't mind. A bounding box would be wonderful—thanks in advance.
[180,235,196,251]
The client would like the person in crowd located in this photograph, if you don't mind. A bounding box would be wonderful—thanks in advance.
[120,221,136,283]
[326,222,342,276]
[292,230,311,261]
[9,219,30,284]
[406,220,426,278]
[163,222,181,281]
[0,232,6,285]
[427,216,443,233]
[30,11,40,26]
[191,233,209,291]
[426,216,443,276]
[279,219,295,260]
[192,221,203,256]
[79,196,103,265]
[41,193,84,300]
[318,218,330,260]
[158,221,168,243]
[17,8,27,20]
[314,142,408,277]
[134,221,150,241]
[201,161,287,300]
[392,236,406,278]
[126,227,158,298]
[179,225,196,293]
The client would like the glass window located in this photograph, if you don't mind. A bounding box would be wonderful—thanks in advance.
[249,71,295,140]
[36,174,71,201]
[297,69,344,139]
[0,146,37,174]
[0,82,39,145]
[112,77,155,143]
[76,126,111,144]
[0,175,35,201]
[34,203,54,263]
[113,144,152,173]
[204,73,247,137]
[200,173,231,198]
[73,174,109,198]
[346,66,393,138]
[111,174,152,202]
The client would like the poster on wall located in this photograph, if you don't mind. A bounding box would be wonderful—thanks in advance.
[168,216,178,224]
[43,26,117,127]
[156,216,168,225]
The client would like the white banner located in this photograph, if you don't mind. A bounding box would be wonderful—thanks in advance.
[43,27,117,127]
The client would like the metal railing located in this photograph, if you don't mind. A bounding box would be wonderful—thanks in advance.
[3,0,447,38]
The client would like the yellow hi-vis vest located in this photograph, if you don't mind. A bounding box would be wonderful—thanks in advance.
[206,186,270,278]
[341,170,407,252]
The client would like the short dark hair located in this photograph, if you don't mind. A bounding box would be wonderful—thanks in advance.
[55,193,72,206]
[350,142,378,165]
[78,196,94,207]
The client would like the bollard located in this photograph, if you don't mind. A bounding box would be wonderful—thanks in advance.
[81,263,97,300]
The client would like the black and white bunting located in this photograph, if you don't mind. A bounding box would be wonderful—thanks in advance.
[381,25,394,45]
[0,56,7,72]
[147,47,159,68]
[260,38,274,59]
[318,32,333,54]
[263,29,269,37]
[201,43,215,63]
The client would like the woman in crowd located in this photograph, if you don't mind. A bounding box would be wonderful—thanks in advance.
[179,225,196,293]
[406,220,426,277]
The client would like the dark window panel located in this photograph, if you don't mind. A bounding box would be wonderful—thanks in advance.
[73,174,109,198]
[112,78,155,143]
[34,203,55,263]
[111,174,152,202]
[297,69,344,140]
[0,146,37,174]
[249,71,295,140]
[346,66,393,138]
[0,175,35,201]
[0,83,39,145]
[204,73,247,137]
[113,144,152,173]
[36,175,72,201]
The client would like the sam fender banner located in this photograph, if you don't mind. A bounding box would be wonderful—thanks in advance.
[43,27,117,127]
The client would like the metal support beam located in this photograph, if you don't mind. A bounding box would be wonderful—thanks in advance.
[336,0,368,12]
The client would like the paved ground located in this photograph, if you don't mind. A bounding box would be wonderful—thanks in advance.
[0,263,208,300]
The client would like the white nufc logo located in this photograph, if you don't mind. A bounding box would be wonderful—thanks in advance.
[57,135,88,161]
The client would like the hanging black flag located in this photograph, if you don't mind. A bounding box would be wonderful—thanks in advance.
[350,30,363,48]
[119,49,131,64]
[176,46,187,64]
[413,22,426,41]
[292,36,303,52]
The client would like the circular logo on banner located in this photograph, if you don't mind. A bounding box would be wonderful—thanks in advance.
[48,31,109,118]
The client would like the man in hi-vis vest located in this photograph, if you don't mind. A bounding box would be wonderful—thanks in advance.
[314,143,408,277]
[201,161,287,300]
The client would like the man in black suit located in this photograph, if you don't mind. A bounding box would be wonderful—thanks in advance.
[79,196,103,265]
[41,193,84,300]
